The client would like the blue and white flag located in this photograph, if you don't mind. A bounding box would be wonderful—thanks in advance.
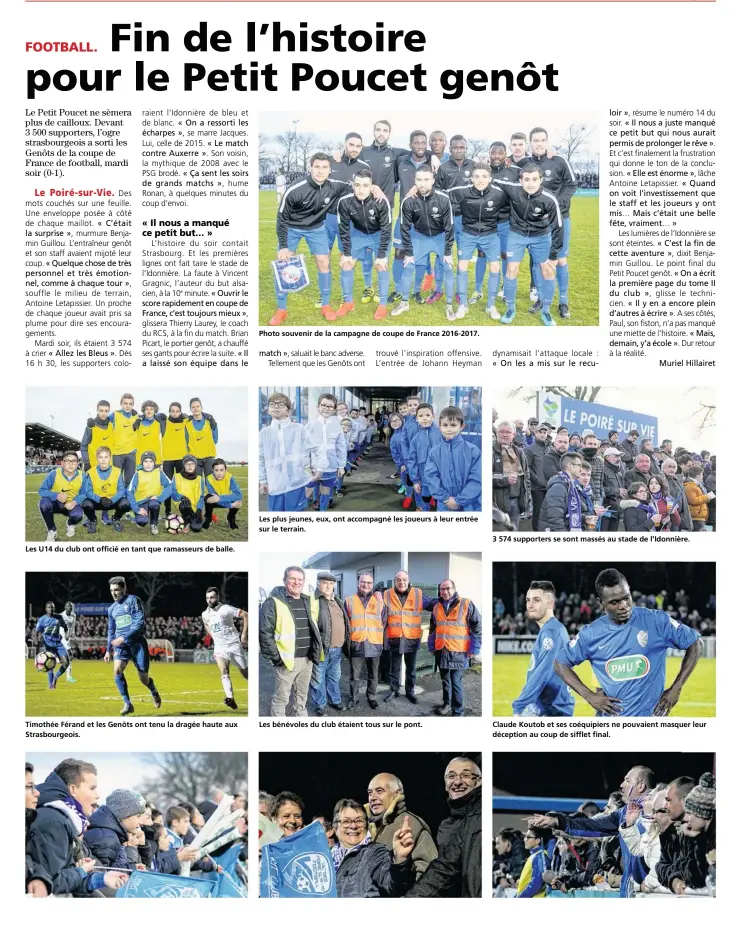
[115,871,218,899]
[272,254,310,294]
[211,844,247,897]
[260,821,336,898]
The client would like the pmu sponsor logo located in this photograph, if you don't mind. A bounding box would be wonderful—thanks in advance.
[604,654,650,682]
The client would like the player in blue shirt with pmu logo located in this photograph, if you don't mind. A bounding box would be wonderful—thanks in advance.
[36,601,70,690]
[512,580,574,717]
[105,576,162,716]
[554,568,703,717]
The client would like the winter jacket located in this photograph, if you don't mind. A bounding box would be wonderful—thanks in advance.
[655,817,716,891]
[258,419,311,496]
[427,594,482,669]
[618,438,639,467]
[531,152,578,215]
[493,836,528,882]
[276,175,352,246]
[704,471,716,527]
[542,447,567,484]
[370,795,438,879]
[435,157,474,214]
[666,474,693,531]
[85,805,134,869]
[524,440,549,493]
[399,190,454,255]
[620,499,656,532]
[559,841,601,890]
[638,449,660,475]
[337,192,392,258]
[492,440,531,518]
[315,590,350,653]
[624,468,651,491]
[684,479,712,523]
[425,435,482,511]
[448,183,509,236]
[498,181,563,254]
[405,786,482,899]
[583,454,605,502]
[408,424,444,488]
[517,844,550,898]
[25,772,103,897]
[539,473,585,532]
[25,809,53,894]
[335,841,416,898]
[389,429,405,469]
[602,461,625,511]
[258,585,322,667]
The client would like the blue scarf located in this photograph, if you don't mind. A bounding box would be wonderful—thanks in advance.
[64,794,90,833]
[560,472,582,530]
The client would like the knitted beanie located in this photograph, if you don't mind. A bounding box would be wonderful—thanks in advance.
[106,788,147,823]
[684,773,716,820]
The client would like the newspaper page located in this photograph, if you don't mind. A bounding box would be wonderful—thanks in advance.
[12,0,729,920]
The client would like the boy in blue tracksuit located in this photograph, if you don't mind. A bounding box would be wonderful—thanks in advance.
[516,828,553,897]
[36,602,70,689]
[407,403,443,511]
[126,451,172,534]
[424,407,482,512]
[398,394,421,509]
[512,581,574,717]
[80,446,130,534]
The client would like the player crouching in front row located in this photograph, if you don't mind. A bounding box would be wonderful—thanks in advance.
[81,446,130,534]
[38,450,86,541]
[203,458,243,531]
[127,450,172,535]
[171,454,206,533]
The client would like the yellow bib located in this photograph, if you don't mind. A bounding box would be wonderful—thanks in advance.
[174,472,203,507]
[88,466,119,499]
[133,468,162,502]
[162,418,188,462]
[186,418,217,458]
[52,469,84,502]
[206,473,231,496]
[90,423,114,458]
[112,410,137,455]
[136,422,163,464]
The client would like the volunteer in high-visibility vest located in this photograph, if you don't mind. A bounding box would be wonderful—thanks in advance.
[80,446,130,535]
[427,578,481,717]
[258,565,322,717]
[37,450,86,542]
[383,571,435,705]
[343,573,387,710]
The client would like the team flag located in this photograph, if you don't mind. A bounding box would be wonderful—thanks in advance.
[272,254,310,294]
[260,821,337,898]
[115,870,219,899]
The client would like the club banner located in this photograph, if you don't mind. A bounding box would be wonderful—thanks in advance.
[210,844,247,895]
[115,870,221,899]
[260,820,337,898]
[272,254,310,294]
[538,392,658,442]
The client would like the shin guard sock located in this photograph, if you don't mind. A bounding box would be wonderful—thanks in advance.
[434,255,444,292]
[542,278,556,312]
[221,674,234,699]
[413,264,426,293]
[392,256,404,287]
[361,249,374,288]
[443,263,455,303]
[318,271,331,305]
[557,263,569,303]
[457,269,469,303]
[487,271,498,308]
[340,268,354,302]
[377,269,390,305]
[398,264,414,301]
[115,672,130,701]
[504,275,518,310]
[475,255,486,293]
[319,491,331,511]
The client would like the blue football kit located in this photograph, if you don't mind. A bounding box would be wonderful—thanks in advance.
[513,617,575,716]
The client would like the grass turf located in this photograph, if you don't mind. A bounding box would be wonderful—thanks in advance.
[25,465,248,543]
[259,190,598,327]
[492,655,716,717]
[26,659,248,717]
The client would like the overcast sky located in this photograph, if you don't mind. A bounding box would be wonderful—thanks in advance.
[26,386,248,460]
[261,109,599,159]
[27,752,159,800]
[493,387,716,449]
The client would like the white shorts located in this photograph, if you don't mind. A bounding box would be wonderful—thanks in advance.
[214,642,247,670]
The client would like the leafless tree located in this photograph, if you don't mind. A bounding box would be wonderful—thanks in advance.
[466,139,489,162]
[274,130,297,173]
[130,573,180,617]
[46,574,101,605]
[137,752,248,809]
[557,123,596,163]
[296,133,318,173]
[504,385,602,403]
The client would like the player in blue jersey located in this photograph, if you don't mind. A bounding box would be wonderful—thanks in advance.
[512,581,574,717]
[554,568,703,717]
[104,576,162,716]
[35,601,70,690]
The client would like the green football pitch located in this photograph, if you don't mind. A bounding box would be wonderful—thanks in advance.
[258,190,598,327]
[25,465,248,543]
[26,659,248,717]
[493,655,716,717]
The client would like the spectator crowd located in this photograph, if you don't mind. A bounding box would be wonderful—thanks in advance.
[259,756,481,898]
[27,614,214,656]
[493,585,716,638]
[26,758,248,897]
[493,415,716,532]
[493,766,715,898]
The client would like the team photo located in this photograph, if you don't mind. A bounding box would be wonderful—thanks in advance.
[491,561,716,718]
[26,572,248,717]
[259,111,598,327]
[259,385,482,513]
[25,387,248,542]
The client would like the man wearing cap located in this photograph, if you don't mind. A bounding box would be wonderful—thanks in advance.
[524,423,551,529]
[383,570,436,706]
[601,447,626,532]
[85,789,147,869]
[311,571,350,716]
[344,573,387,710]
[523,418,538,448]
[427,579,481,716]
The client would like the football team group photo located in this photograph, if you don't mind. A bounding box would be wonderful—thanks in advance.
[25,387,248,543]
[259,110,598,327]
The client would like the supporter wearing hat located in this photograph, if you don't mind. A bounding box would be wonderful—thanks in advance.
[311,571,350,716]
[85,789,147,869]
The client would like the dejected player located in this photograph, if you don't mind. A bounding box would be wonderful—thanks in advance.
[553,568,704,717]
[202,587,248,710]
[511,581,573,717]
[35,602,70,690]
[105,576,162,716]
